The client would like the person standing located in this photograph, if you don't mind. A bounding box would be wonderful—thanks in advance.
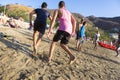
[93,30,100,49]
[114,33,120,57]
[29,2,52,54]
[75,18,84,49]
[77,21,87,51]
[47,1,76,64]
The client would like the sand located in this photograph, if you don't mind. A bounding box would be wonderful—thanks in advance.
[0,25,120,80]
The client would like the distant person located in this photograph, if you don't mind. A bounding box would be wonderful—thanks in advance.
[93,30,100,49]
[75,18,84,49]
[47,1,76,64]
[0,13,7,25]
[77,21,87,51]
[18,16,24,22]
[29,2,52,55]
[114,33,120,57]
[5,17,18,28]
[0,12,4,24]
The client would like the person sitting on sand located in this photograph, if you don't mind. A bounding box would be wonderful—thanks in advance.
[5,17,18,28]
[47,1,76,64]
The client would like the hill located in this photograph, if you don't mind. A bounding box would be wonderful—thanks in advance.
[87,16,120,32]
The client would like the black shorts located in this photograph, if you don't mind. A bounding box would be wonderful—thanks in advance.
[34,22,46,34]
[53,30,71,44]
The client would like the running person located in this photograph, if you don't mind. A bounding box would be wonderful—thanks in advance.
[29,2,52,54]
[47,1,76,64]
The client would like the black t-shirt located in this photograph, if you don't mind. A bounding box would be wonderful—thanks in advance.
[34,8,50,25]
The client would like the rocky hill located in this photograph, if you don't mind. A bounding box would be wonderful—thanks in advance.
[87,16,120,32]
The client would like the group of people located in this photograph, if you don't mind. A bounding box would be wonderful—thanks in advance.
[30,1,76,64]
[0,12,24,28]
[29,1,120,64]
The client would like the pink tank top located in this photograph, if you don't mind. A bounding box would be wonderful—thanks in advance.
[58,8,72,34]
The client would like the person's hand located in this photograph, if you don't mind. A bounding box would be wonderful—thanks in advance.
[47,31,51,39]
[71,32,75,37]
[29,22,33,27]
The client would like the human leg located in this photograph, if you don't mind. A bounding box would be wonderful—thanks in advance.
[94,41,97,49]
[48,41,56,62]
[33,31,39,54]
[35,32,43,50]
[78,37,84,51]
[115,47,120,57]
[48,30,62,62]
[60,43,75,64]
[75,32,79,48]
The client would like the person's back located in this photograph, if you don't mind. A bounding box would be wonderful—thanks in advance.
[79,25,85,37]
[35,8,50,25]
[29,2,52,55]
[48,1,76,64]
[58,8,72,34]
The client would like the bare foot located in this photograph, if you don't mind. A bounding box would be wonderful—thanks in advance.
[33,47,37,55]
[48,57,52,63]
[69,56,75,64]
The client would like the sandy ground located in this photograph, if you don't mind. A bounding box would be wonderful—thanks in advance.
[0,25,120,80]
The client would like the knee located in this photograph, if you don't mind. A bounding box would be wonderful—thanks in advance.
[60,43,65,47]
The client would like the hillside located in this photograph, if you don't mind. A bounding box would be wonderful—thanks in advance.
[0,25,120,80]
[87,16,120,32]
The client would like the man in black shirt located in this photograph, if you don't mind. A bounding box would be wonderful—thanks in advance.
[29,2,52,55]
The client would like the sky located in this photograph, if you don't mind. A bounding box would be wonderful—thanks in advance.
[1,0,120,17]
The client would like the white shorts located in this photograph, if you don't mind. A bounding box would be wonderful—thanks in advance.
[80,37,85,44]
[117,47,120,51]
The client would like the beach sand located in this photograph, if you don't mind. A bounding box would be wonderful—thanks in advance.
[0,25,120,80]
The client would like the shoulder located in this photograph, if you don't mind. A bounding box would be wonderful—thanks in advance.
[34,8,39,12]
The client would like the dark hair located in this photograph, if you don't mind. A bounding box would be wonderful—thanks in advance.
[83,21,87,26]
[59,1,65,8]
[80,18,84,24]
[41,2,47,8]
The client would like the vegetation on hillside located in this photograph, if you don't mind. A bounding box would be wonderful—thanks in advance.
[0,4,33,21]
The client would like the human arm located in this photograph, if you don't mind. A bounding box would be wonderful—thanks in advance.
[29,10,35,27]
[47,10,58,37]
[48,15,52,22]
[71,15,76,35]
